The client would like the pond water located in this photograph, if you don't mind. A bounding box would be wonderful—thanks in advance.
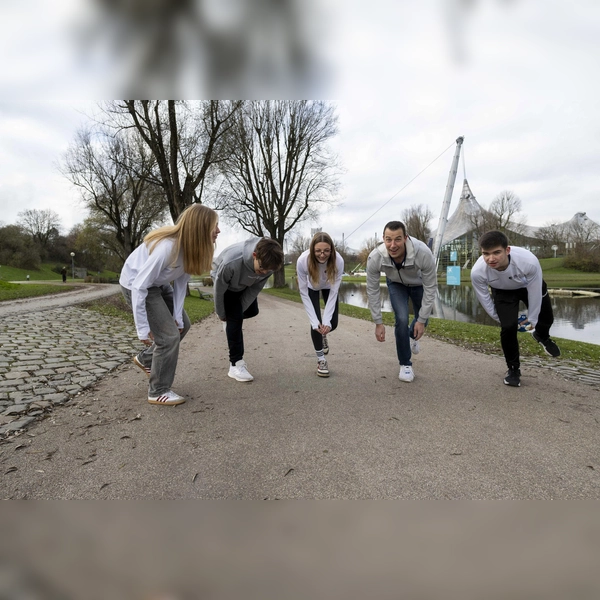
[287,280,600,346]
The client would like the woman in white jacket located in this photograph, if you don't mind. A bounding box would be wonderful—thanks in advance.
[119,204,220,405]
[296,232,344,377]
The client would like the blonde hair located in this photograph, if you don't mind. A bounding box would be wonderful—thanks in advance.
[144,204,218,276]
[308,232,338,286]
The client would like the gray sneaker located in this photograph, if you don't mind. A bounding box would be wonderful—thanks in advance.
[322,334,329,355]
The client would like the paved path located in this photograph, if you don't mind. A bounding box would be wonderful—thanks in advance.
[1,291,599,499]
[0,282,121,317]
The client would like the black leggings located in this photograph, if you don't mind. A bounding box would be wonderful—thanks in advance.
[308,288,339,351]
[223,290,259,365]
[491,280,554,369]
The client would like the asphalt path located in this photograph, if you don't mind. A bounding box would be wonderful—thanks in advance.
[1,292,599,499]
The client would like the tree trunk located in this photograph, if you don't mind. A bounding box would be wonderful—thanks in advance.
[273,265,286,288]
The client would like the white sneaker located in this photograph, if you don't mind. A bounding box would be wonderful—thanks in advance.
[410,338,420,355]
[399,365,415,382]
[228,360,254,382]
[147,390,186,405]
[322,335,329,355]
[317,359,329,377]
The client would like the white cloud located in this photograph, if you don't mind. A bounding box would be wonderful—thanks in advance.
[1,1,599,252]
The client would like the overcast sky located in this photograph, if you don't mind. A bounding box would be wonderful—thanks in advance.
[1,0,599,254]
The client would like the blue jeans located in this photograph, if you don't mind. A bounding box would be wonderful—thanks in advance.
[386,279,425,366]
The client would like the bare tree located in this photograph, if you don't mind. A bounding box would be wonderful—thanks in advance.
[488,190,527,236]
[402,204,434,243]
[17,209,62,251]
[62,126,168,261]
[288,234,311,263]
[357,234,381,266]
[468,190,527,242]
[113,100,242,221]
[217,101,341,287]
[536,221,567,257]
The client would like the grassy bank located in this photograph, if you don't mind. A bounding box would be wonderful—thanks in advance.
[0,280,77,302]
[78,288,215,327]
[0,263,118,282]
[264,286,600,367]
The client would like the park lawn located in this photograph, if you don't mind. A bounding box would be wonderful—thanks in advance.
[0,263,62,281]
[78,288,215,328]
[0,280,77,302]
[263,286,600,367]
[0,262,119,282]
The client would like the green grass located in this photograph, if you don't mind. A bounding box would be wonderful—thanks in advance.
[264,286,600,367]
[0,280,77,302]
[78,288,215,328]
[0,263,63,281]
[0,262,118,282]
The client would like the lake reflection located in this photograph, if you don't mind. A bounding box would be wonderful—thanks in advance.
[287,279,600,346]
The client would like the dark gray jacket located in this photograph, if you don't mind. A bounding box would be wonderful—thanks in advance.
[211,237,273,320]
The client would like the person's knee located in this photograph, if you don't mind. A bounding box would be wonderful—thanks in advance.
[244,304,259,319]
[155,328,181,348]
[500,323,518,335]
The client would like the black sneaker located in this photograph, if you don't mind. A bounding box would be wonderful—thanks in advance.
[531,331,561,357]
[504,368,521,387]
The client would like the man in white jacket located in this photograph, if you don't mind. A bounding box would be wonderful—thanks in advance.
[366,221,438,383]
[471,230,560,388]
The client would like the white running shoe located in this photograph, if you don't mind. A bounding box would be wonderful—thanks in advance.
[317,359,330,377]
[147,390,185,405]
[228,360,254,382]
[410,338,420,355]
[322,334,329,355]
[399,365,415,382]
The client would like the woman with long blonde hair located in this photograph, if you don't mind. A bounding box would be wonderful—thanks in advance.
[120,204,220,405]
[296,232,344,377]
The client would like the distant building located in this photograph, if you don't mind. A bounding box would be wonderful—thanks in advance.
[430,179,599,268]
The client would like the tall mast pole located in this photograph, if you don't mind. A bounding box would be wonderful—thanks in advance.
[432,136,464,267]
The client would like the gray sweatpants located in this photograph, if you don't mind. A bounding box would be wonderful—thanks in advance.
[121,284,191,396]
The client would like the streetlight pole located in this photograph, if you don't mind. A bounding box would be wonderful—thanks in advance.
[70,252,75,280]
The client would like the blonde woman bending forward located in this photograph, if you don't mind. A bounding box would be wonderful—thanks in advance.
[120,204,220,405]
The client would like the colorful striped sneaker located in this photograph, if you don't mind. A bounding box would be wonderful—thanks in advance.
[133,355,151,378]
[147,390,186,406]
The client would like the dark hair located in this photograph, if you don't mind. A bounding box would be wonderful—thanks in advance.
[479,230,509,250]
[383,221,407,236]
[255,238,284,271]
